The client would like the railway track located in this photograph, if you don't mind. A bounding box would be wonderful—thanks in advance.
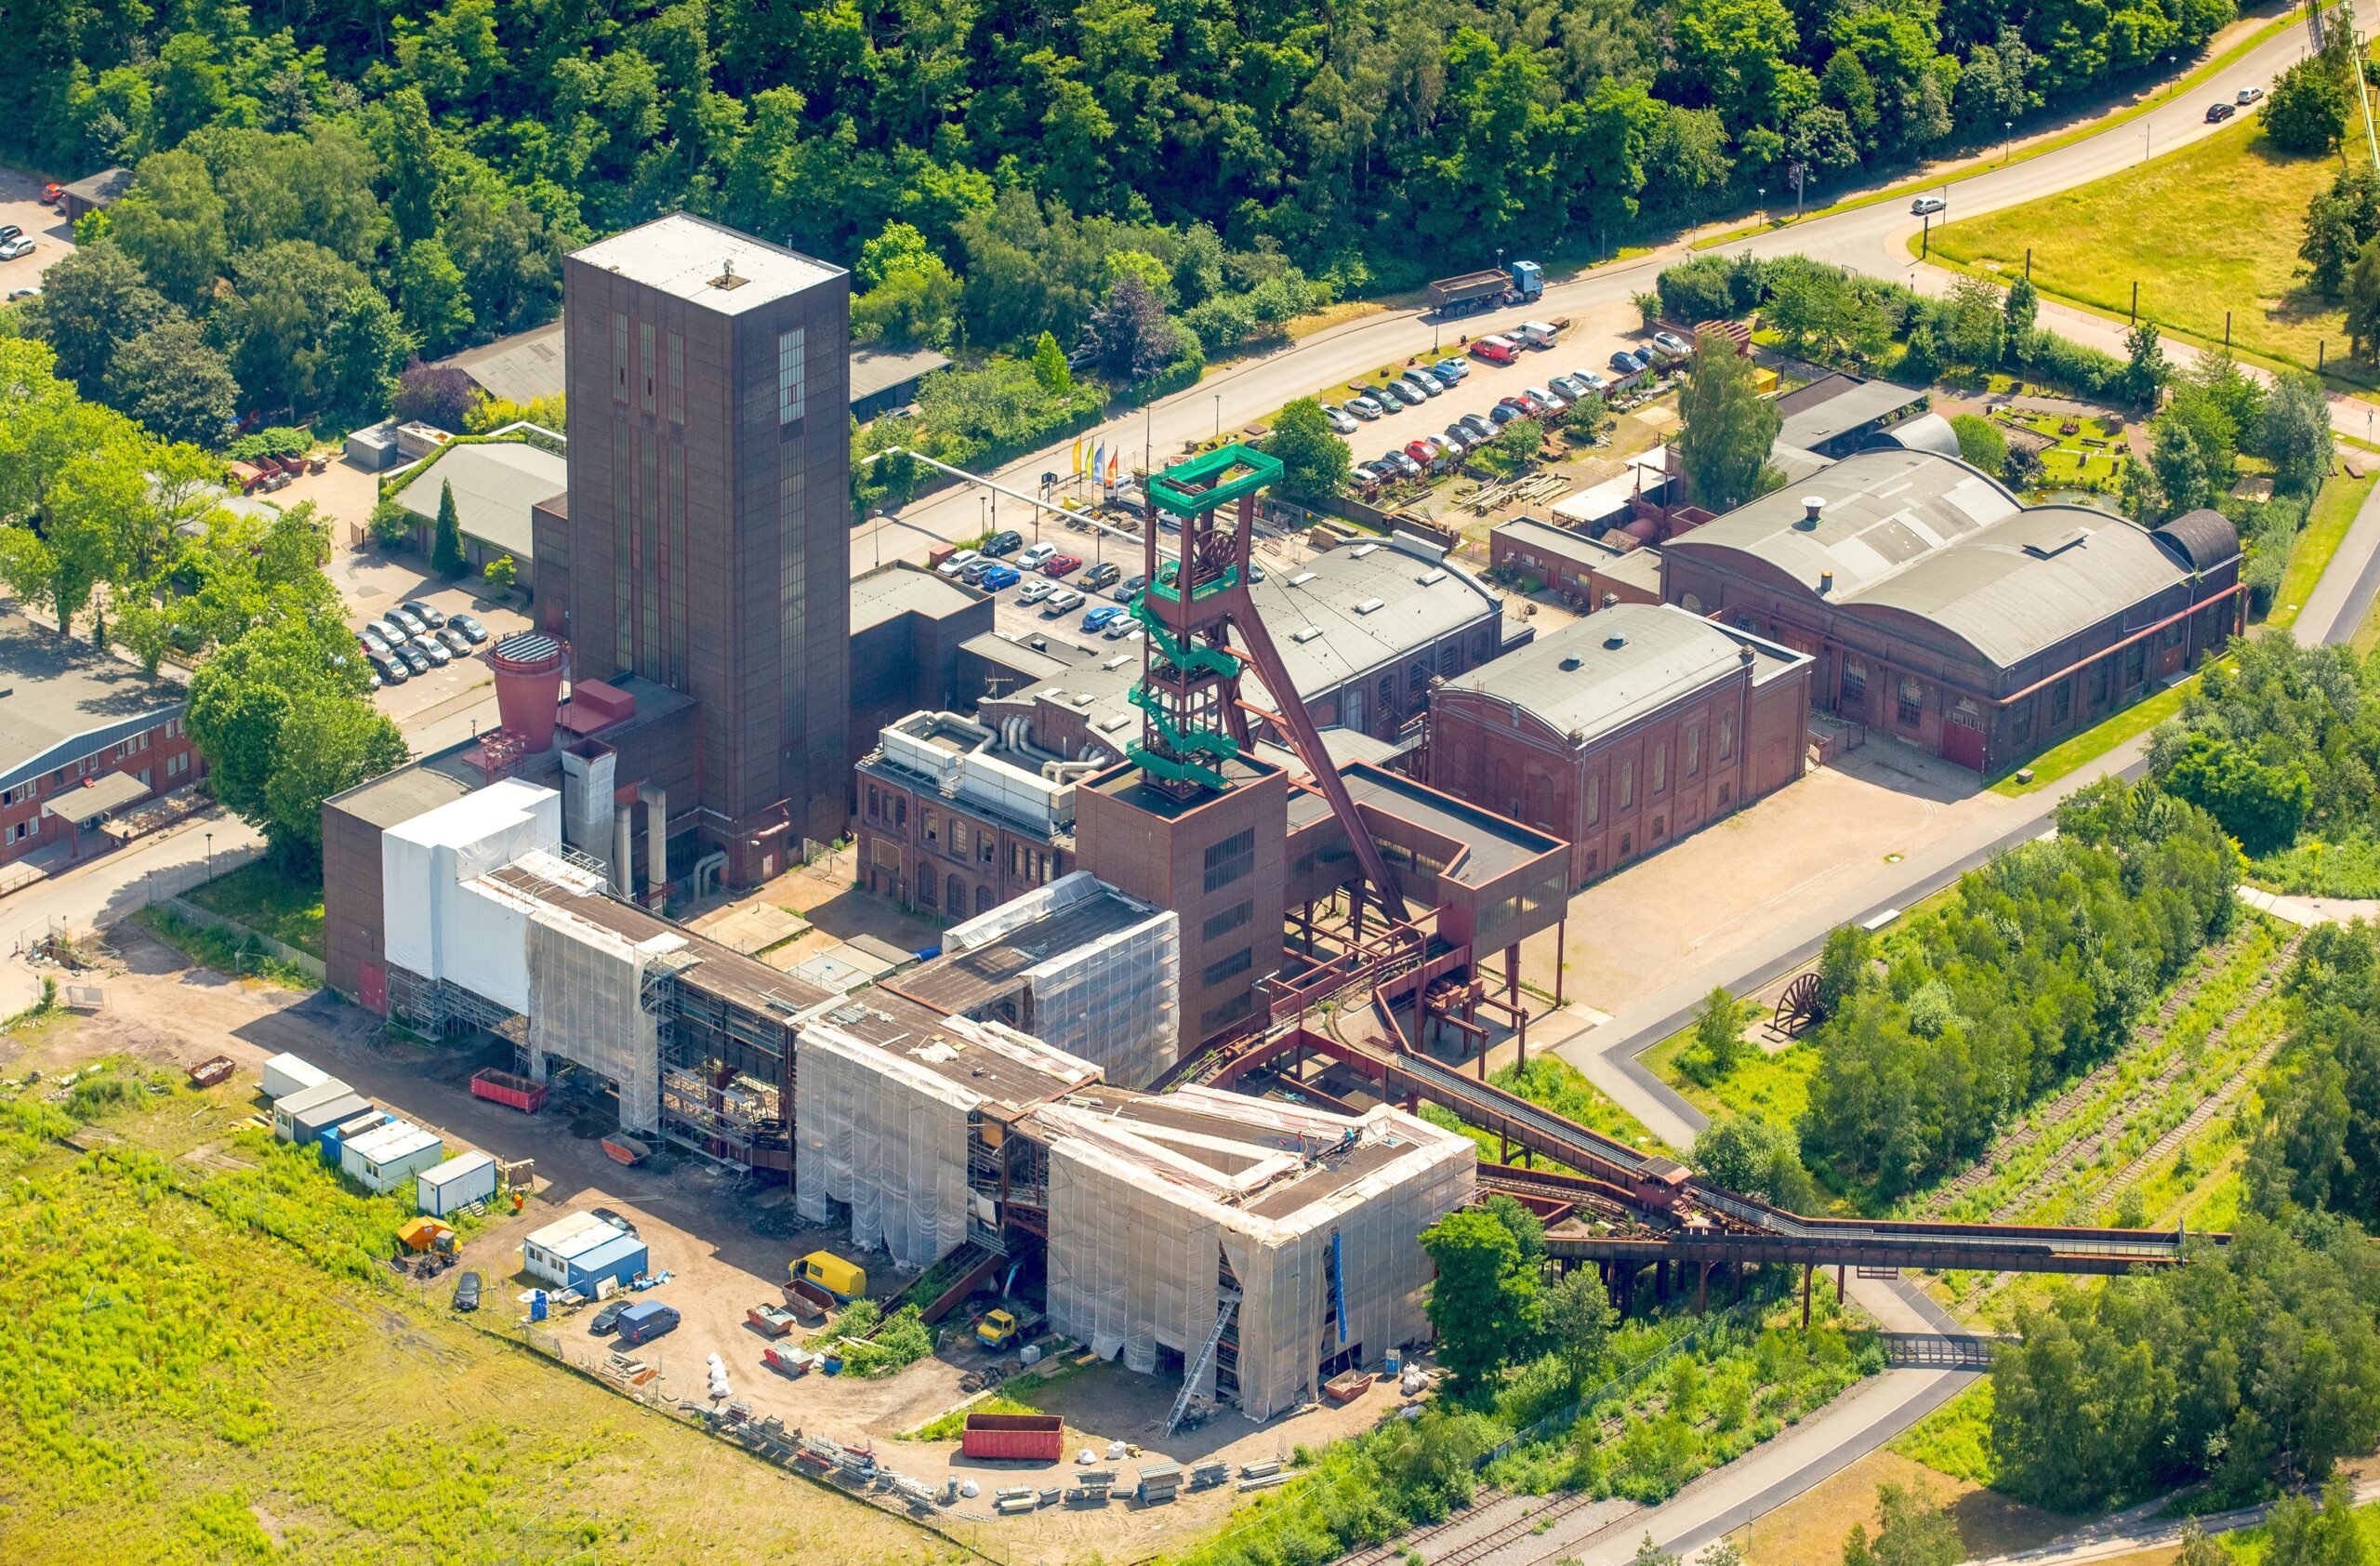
[1923,927,2258,1216]
[1331,1488,1513,1566]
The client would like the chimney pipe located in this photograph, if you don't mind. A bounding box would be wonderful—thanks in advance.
[1819,569,1835,595]
[639,782,668,907]
[1797,496,1826,529]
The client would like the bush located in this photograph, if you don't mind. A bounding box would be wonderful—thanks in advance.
[393,365,481,431]
[227,426,311,461]
[1949,414,2007,476]
[2012,329,2122,399]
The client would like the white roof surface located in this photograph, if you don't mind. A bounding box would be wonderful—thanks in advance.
[420,1150,497,1188]
[571,214,842,314]
[348,1120,440,1164]
[526,1211,631,1260]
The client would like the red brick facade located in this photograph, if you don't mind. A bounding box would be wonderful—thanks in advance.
[854,775,1069,920]
[0,715,203,867]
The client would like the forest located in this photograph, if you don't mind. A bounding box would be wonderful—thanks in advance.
[1797,777,2239,1200]
[0,0,2248,446]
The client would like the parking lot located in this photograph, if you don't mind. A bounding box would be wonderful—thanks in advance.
[0,166,76,299]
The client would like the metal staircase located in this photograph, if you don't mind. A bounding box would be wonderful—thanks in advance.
[1166,1291,1242,1435]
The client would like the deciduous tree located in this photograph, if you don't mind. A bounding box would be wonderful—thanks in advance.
[1676,336,1780,511]
[1263,398,1349,505]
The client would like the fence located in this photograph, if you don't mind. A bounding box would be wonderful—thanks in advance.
[151,890,327,984]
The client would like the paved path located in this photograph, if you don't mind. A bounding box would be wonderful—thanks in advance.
[1962,1476,2380,1566]
[2238,885,2380,925]
[2296,473,2380,648]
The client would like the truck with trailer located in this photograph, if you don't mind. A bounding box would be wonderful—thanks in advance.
[1428,259,1544,317]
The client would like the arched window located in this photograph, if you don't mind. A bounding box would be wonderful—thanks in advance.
[977,884,995,915]
[946,873,965,914]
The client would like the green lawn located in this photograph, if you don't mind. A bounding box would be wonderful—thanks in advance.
[131,906,317,989]
[183,857,326,958]
[1643,1028,1820,1130]
[1989,673,2198,797]
[1931,122,2348,381]
[2269,471,2378,631]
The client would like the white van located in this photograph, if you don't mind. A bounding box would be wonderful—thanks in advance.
[1516,321,1559,349]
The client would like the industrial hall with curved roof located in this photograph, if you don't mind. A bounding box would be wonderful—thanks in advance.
[1658,447,2242,774]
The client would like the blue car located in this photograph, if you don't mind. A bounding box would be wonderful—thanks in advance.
[978,564,1022,590]
[1081,605,1125,632]
[1610,350,1646,374]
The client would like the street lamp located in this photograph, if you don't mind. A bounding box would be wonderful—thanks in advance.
[204,830,212,883]
[1213,392,1222,442]
[2003,120,2013,163]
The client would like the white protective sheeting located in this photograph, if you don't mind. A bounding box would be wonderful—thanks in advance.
[380,778,560,1005]
[1023,909,1180,1088]
[522,886,676,1135]
[1041,1101,1474,1423]
[792,1022,976,1271]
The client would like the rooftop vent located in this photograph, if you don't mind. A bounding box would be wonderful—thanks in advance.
[2023,527,2089,559]
[1070,692,1096,707]
[1559,656,1583,671]
[1353,598,1385,615]
[1292,626,1326,644]
[1288,570,1318,588]
[1603,634,1627,650]
[1795,496,1826,529]
[1102,654,1133,670]
[1417,568,1448,586]
[1818,569,1835,595]
[1028,636,1048,651]
[1351,543,1380,558]
[709,258,748,291]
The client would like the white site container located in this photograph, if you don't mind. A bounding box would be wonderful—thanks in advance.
[416,1150,500,1216]
[261,1052,331,1101]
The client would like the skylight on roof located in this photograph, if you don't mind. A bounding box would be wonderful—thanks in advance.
[1292,626,1325,644]
[1417,569,1448,586]
[1353,598,1384,615]
[1288,571,1317,587]
[1350,543,1379,557]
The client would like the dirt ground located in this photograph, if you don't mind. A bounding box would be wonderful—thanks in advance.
[6,922,1421,1564]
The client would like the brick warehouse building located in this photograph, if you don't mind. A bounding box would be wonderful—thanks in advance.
[1426,604,1810,886]
[0,613,203,866]
[1660,449,2242,774]
[535,214,853,879]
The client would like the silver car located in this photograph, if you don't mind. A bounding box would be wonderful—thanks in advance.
[1346,396,1384,420]
[1395,376,1439,401]
[1321,404,1360,434]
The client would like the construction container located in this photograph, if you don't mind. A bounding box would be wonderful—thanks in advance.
[276,1085,368,1145]
[187,1055,236,1089]
[321,1109,390,1169]
[792,1251,866,1301]
[398,1216,456,1253]
[341,1120,445,1194]
[261,1053,330,1101]
[959,1413,1064,1462]
[416,1150,498,1216]
[468,1067,547,1114]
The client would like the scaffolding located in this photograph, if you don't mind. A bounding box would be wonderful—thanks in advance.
[1020,910,1181,1088]
[1039,1097,1475,1422]
[523,906,671,1134]
[791,1022,976,1271]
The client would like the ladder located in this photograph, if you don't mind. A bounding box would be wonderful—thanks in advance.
[1166,1291,1241,1435]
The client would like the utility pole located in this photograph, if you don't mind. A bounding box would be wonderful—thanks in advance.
[2354,14,2380,173]
[1789,162,1807,219]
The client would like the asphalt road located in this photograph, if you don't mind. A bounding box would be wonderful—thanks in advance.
[858,4,2366,580]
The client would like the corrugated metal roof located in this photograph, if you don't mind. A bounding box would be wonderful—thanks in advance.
[1670,448,2193,669]
[852,344,951,404]
[394,442,567,559]
[1453,604,1753,745]
[441,321,565,405]
[1250,537,1499,695]
[0,611,189,793]
[1775,373,1928,451]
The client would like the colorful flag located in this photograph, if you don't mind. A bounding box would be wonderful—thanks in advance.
[1092,440,1106,484]
[1106,445,1119,483]
[1071,434,1084,476]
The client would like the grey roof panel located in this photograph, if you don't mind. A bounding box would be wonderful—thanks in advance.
[1451,604,1753,744]
[394,442,568,559]
[851,564,984,635]
[0,613,188,793]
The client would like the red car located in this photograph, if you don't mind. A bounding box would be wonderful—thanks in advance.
[1042,554,1082,576]
[1469,337,1519,365]
[41,183,60,206]
[1405,439,1442,466]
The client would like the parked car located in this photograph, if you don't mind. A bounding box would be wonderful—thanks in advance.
[395,642,431,674]
[1405,439,1440,465]
[978,564,1022,591]
[449,613,488,644]
[1650,330,1693,358]
[367,618,407,647]
[1434,357,1471,381]
[1105,619,1144,643]
[1504,392,1546,417]
[2204,100,2236,123]
[369,652,407,684]
[1395,375,1439,401]
[1524,385,1564,410]
[1382,450,1422,479]
[1346,395,1384,420]
[936,548,981,578]
[1322,403,1359,434]
[5,286,38,303]
[437,625,471,655]
[615,1303,680,1347]
[1609,350,1646,375]
[1459,412,1497,439]
[1017,577,1058,604]
[1911,194,1948,216]
[0,237,35,262]
[0,225,21,246]
[1351,459,1389,485]
[1569,368,1608,392]
[387,607,426,636]
[358,627,391,657]
[403,599,447,629]
[1471,336,1519,365]
[983,529,1025,556]
[1081,605,1126,632]
[958,558,995,583]
[40,183,60,205]
[414,635,453,667]
[1548,375,1590,401]
[1041,553,1081,577]
[1441,426,1477,454]
[2237,85,2266,105]
[1082,561,1122,590]
[1488,402,1525,426]
[1040,588,1086,616]
[1421,365,1462,389]
[589,1208,638,1236]
[1371,382,1413,410]
[1116,573,1147,599]
[588,1299,632,1335]
[1017,541,1058,569]
[453,1270,483,1311]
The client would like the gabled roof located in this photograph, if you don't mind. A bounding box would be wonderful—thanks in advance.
[1446,604,1789,747]
[394,441,567,558]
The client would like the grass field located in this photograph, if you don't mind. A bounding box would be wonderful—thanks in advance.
[0,1064,945,1566]
[129,905,318,989]
[2270,471,2378,630]
[1990,674,2196,797]
[1931,123,2347,380]
[1643,1028,1820,1130]
[184,857,327,957]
